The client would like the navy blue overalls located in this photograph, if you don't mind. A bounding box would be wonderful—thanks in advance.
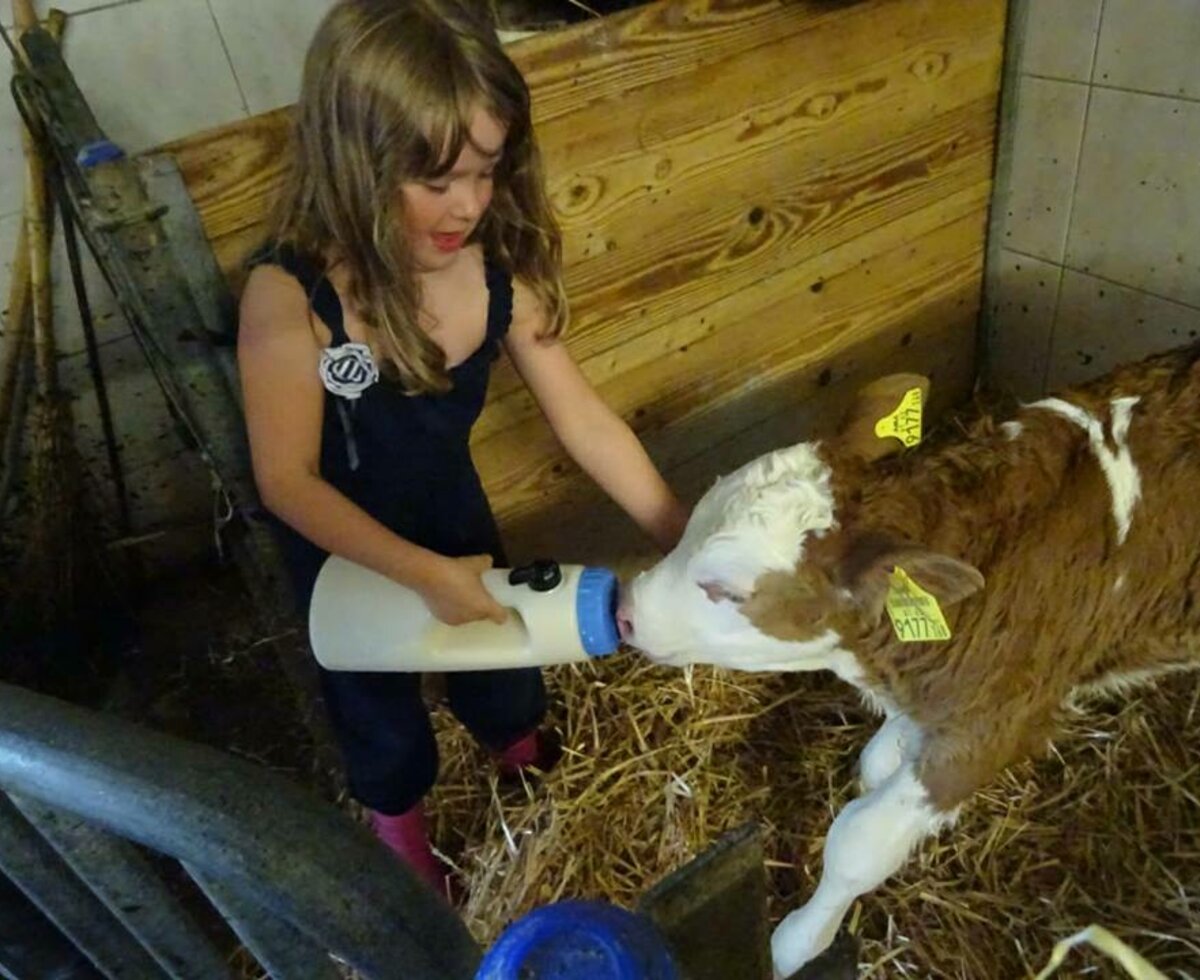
[251,245,546,814]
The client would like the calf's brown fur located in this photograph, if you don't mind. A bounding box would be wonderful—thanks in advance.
[747,346,1200,811]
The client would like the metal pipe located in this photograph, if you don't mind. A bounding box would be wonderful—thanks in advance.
[0,867,105,980]
[12,795,232,979]
[186,867,342,980]
[0,794,169,978]
[0,681,481,979]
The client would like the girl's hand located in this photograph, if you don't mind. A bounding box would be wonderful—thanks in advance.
[654,498,692,554]
[418,554,509,626]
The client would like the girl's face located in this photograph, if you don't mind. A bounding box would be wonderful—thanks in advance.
[401,106,507,272]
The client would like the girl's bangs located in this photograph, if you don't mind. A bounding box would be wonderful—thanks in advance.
[418,102,469,179]
[412,53,515,180]
[414,65,499,179]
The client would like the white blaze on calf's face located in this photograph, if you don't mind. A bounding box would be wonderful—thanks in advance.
[622,442,846,670]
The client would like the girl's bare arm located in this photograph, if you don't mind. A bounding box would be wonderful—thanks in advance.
[503,280,689,553]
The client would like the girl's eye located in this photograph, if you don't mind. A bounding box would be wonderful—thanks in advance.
[424,183,449,194]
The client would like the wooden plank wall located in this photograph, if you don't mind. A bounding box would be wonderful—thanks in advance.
[163,0,1007,572]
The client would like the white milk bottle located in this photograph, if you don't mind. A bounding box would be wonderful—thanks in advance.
[308,557,621,672]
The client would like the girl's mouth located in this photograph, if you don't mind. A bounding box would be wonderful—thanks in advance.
[431,232,465,253]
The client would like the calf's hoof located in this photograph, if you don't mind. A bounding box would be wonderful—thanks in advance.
[778,931,860,980]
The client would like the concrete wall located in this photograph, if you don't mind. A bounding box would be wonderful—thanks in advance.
[986,0,1200,399]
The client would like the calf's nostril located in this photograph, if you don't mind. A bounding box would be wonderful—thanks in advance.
[615,608,633,642]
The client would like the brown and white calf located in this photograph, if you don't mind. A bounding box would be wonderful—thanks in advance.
[617,346,1200,978]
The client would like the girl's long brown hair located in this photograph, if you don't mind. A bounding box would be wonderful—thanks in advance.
[267,0,566,394]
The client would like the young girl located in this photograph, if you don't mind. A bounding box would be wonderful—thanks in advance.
[237,0,688,898]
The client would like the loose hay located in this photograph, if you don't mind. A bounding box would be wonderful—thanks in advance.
[1034,926,1171,980]
[430,658,1200,977]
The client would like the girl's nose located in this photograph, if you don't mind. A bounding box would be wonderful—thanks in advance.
[452,182,486,221]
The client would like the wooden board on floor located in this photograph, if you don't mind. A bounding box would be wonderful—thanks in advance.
[160,0,1007,561]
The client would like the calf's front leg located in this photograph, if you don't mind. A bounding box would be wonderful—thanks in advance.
[858,713,921,793]
[770,762,949,979]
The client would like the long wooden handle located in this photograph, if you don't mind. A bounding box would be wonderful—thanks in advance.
[23,125,55,396]
[0,0,40,424]
[11,0,36,32]
[13,0,59,396]
[0,6,64,432]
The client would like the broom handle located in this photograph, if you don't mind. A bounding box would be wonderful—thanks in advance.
[11,0,34,37]
[0,7,62,450]
[24,138,54,399]
[14,0,56,399]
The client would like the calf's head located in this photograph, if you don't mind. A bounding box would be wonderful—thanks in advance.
[618,374,983,670]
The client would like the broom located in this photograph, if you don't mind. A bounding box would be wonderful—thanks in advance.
[0,8,65,519]
[0,214,33,517]
[3,0,108,694]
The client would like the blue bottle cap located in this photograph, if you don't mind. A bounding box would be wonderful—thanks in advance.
[476,900,679,980]
[576,567,620,657]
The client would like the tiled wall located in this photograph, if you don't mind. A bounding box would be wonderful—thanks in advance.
[987,0,1200,399]
[0,0,337,556]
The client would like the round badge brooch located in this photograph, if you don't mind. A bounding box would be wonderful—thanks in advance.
[318,343,379,400]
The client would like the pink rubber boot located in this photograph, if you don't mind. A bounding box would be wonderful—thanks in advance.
[367,803,454,900]
[493,728,563,779]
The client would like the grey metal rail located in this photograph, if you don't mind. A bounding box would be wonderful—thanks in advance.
[10,795,232,979]
[0,868,104,980]
[0,795,167,978]
[0,681,482,980]
[187,868,342,980]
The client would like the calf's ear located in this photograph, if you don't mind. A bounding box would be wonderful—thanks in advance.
[837,372,930,462]
[687,539,767,606]
[839,532,984,627]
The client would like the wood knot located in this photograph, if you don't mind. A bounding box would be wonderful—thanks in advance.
[910,52,950,81]
[556,174,605,216]
[803,93,841,120]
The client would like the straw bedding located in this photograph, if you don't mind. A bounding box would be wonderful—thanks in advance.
[425,656,1199,977]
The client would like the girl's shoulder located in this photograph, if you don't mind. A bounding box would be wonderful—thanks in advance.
[241,261,310,323]
[506,275,554,346]
[239,259,336,351]
[240,242,346,345]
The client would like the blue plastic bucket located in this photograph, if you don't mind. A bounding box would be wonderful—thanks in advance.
[475,900,679,980]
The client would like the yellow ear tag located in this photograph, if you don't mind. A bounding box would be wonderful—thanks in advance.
[885,566,951,642]
[874,387,923,448]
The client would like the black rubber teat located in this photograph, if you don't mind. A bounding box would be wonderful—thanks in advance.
[508,560,563,592]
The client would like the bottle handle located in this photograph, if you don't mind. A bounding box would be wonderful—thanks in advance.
[481,561,566,609]
[507,560,563,592]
